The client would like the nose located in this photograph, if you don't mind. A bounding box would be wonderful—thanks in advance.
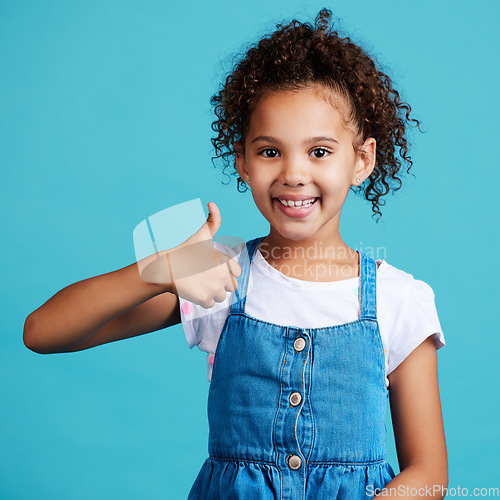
[277,155,311,187]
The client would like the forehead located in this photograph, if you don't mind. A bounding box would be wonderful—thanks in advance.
[247,85,355,140]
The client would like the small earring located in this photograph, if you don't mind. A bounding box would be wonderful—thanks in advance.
[356,178,361,184]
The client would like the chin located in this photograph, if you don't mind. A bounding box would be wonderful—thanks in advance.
[275,226,316,243]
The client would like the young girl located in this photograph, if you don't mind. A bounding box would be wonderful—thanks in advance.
[24,8,448,499]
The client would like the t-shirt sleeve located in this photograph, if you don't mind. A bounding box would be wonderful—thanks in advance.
[177,239,245,351]
[178,295,202,349]
[178,287,231,352]
[387,278,446,376]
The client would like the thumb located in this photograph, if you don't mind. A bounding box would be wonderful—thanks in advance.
[206,201,221,239]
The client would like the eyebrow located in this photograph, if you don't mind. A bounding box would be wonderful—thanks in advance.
[250,135,339,145]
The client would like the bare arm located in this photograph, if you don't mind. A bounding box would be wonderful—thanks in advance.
[375,335,448,498]
[23,262,179,354]
[23,202,240,354]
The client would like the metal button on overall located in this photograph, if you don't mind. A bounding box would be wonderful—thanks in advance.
[293,337,306,352]
[287,454,302,470]
[289,391,302,407]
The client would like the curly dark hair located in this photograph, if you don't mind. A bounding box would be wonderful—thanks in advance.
[210,8,422,221]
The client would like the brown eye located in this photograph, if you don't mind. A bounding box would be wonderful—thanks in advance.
[259,148,279,158]
[311,148,330,158]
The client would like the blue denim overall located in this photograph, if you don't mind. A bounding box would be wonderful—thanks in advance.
[188,236,396,499]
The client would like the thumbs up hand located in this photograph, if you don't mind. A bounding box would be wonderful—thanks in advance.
[137,202,241,309]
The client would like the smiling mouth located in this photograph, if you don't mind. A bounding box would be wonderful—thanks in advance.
[274,197,320,208]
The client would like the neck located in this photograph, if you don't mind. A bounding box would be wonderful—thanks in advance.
[257,227,360,282]
[260,227,356,263]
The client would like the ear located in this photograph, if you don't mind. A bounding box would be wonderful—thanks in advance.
[233,141,250,185]
[352,137,376,186]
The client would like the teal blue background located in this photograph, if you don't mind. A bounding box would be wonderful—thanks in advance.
[1,0,498,498]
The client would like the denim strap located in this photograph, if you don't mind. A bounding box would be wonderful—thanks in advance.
[230,236,264,314]
[359,251,377,320]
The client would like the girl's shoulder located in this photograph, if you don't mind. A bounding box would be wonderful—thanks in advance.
[375,259,443,344]
[376,258,436,295]
[375,258,439,322]
[375,257,445,378]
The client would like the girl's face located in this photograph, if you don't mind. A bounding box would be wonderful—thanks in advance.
[234,86,376,246]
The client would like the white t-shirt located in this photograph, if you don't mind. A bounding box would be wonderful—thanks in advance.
[179,241,446,388]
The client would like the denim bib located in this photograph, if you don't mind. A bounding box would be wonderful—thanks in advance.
[188,236,395,499]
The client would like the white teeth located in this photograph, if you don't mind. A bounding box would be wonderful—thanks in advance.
[278,198,316,208]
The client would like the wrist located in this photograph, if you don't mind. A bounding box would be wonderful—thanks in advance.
[130,260,174,296]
